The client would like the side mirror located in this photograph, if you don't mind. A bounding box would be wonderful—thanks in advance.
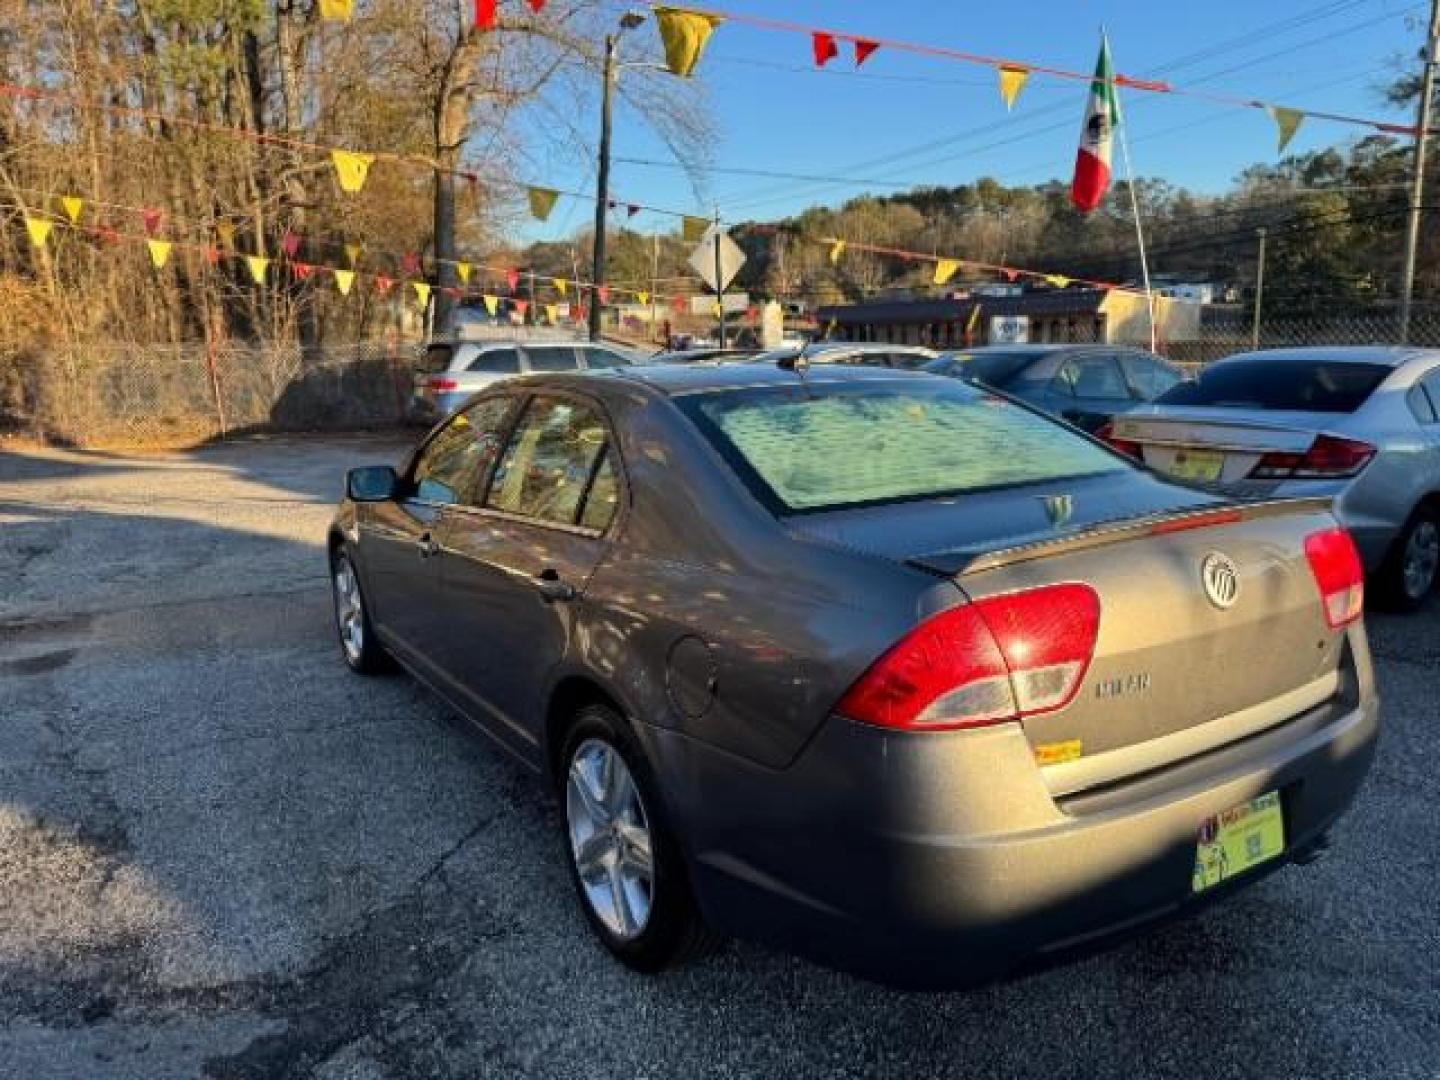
[346,465,399,502]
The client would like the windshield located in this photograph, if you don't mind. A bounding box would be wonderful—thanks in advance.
[937,350,1044,387]
[1157,357,1389,413]
[677,379,1126,514]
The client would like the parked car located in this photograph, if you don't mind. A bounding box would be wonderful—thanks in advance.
[924,344,1187,432]
[647,347,761,365]
[331,364,1376,987]
[752,341,938,369]
[1101,346,1440,609]
[411,340,634,421]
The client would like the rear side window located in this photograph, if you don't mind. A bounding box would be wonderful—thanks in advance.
[580,347,629,369]
[468,348,520,374]
[1408,384,1437,424]
[1158,357,1390,412]
[679,381,1124,514]
[1121,354,1185,400]
[420,344,454,374]
[1057,356,1128,400]
[525,347,581,372]
[486,396,612,527]
[942,351,1037,387]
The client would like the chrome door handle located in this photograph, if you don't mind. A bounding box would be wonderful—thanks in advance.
[534,569,577,603]
[417,533,440,559]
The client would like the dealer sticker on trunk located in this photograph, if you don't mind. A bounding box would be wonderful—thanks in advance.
[1192,791,1286,893]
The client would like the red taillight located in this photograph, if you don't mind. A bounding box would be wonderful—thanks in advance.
[427,376,459,392]
[1251,434,1375,480]
[1304,527,1364,629]
[836,584,1101,732]
[1095,421,1143,461]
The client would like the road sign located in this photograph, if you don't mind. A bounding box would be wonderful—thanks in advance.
[688,228,746,293]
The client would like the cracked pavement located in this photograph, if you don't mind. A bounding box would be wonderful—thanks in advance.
[0,435,1436,1079]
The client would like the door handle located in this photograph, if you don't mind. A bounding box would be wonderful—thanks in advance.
[534,568,577,603]
[417,532,440,559]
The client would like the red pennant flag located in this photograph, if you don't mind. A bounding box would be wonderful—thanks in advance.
[527,0,545,9]
[98,225,121,246]
[853,38,879,67]
[282,231,302,259]
[465,173,482,201]
[745,306,758,320]
[203,245,222,266]
[375,274,395,295]
[624,204,638,217]
[506,268,520,292]
[596,285,611,305]
[292,261,314,281]
[401,252,420,276]
[672,295,687,313]
[1001,268,1019,283]
[514,299,529,317]
[475,0,496,29]
[812,32,838,68]
[141,208,164,236]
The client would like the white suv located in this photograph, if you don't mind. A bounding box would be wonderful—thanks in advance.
[412,340,635,421]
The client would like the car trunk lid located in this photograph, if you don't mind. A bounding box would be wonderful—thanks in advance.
[1107,407,1346,483]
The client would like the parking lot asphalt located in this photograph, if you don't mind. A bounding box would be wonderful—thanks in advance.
[0,435,1436,1080]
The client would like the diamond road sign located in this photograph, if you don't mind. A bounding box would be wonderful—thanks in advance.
[688,227,746,293]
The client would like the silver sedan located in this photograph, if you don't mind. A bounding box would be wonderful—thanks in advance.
[1103,346,1440,609]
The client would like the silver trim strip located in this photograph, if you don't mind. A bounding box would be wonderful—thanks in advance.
[1042,670,1340,797]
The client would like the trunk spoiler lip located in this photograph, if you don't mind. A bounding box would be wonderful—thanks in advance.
[1112,412,1337,451]
[907,496,1336,579]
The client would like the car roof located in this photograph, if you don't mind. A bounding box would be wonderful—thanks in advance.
[946,344,1146,355]
[1213,345,1440,368]
[510,361,937,397]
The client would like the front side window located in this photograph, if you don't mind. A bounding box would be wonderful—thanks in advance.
[412,396,515,505]
[468,348,520,374]
[486,396,613,527]
[679,380,1125,514]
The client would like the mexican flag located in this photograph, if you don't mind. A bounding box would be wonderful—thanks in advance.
[1070,38,1120,213]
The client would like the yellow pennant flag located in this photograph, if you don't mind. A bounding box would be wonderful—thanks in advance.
[682,215,709,242]
[318,0,353,20]
[527,186,560,221]
[1045,274,1071,288]
[828,239,846,265]
[216,220,236,250]
[1269,106,1305,153]
[997,66,1030,110]
[482,294,499,316]
[967,304,983,334]
[147,239,173,268]
[344,243,361,267]
[331,149,375,193]
[933,259,960,286]
[544,303,558,325]
[333,269,355,296]
[412,281,431,308]
[246,255,270,285]
[552,277,568,297]
[712,300,722,317]
[654,7,722,78]
[637,291,649,306]
[24,217,52,249]
[455,261,471,284]
[59,196,84,225]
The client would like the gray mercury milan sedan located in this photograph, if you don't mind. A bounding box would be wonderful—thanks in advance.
[328,364,1378,987]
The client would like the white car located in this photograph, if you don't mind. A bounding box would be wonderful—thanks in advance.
[412,340,635,421]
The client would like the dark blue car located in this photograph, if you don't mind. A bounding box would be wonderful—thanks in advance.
[924,344,1186,432]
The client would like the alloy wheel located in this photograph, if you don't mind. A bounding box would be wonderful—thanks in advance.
[333,558,365,663]
[1403,519,1440,600]
[565,738,654,941]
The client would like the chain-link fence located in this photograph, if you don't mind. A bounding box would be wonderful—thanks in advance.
[9,312,1440,447]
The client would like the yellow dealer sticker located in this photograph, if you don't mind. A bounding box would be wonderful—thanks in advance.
[1192,791,1285,893]
[1034,739,1083,766]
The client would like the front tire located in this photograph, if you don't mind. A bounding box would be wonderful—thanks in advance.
[330,548,393,674]
[559,705,721,972]
[1374,506,1440,612]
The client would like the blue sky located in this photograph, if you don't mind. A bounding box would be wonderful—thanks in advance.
[519,0,1425,241]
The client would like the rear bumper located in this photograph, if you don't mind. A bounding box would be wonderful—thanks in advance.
[657,631,1379,988]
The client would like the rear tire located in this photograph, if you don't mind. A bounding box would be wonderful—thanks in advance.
[330,548,394,674]
[558,705,723,972]
[1374,506,1440,612]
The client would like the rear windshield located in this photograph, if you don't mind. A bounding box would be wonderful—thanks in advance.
[678,379,1125,514]
[1157,357,1389,413]
[937,350,1042,387]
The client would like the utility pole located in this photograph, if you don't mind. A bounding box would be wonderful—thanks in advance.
[588,12,646,343]
[1399,0,1440,343]
[1252,227,1267,350]
[589,33,617,343]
